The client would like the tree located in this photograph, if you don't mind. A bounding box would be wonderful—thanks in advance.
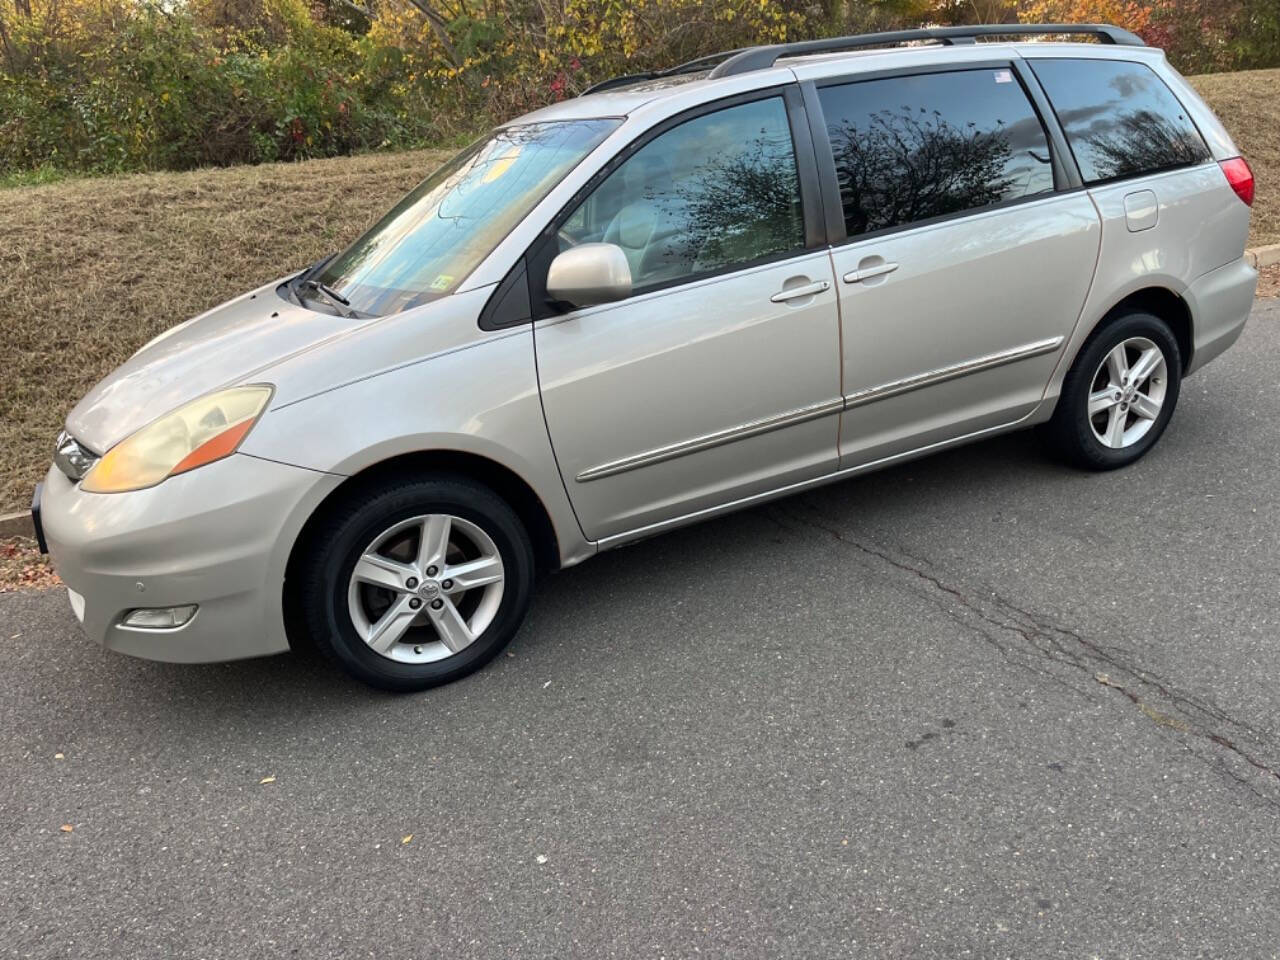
[1018,0,1152,34]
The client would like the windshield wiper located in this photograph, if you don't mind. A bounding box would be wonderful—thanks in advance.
[298,278,357,319]
[284,260,357,318]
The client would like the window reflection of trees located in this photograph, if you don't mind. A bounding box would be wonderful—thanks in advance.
[1079,108,1210,181]
[652,133,804,280]
[579,103,806,290]
[828,107,1023,235]
[1029,60,1212,185]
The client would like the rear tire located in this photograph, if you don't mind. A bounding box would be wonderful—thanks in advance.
[1043,310,1181,471]
[296,474,535,692]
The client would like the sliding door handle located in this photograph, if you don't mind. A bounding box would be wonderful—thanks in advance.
[770,280,830,303]
[844,262,899,284]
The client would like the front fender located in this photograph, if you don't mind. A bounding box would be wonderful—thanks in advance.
[239,327,593,567]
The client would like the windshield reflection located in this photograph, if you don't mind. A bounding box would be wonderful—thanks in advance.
[316,118,620,316]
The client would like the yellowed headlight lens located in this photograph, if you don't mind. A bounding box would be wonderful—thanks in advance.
[81,385,272,493]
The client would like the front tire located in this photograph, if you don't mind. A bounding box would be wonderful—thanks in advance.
[1044,310,1182,470]
[296,474,535,692]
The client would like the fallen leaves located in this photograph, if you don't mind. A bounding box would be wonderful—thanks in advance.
[1258,262,1280,299]
[0,537,61,593]
[401,834,413,845]
[59,824,73,833]
[259,775,276,784]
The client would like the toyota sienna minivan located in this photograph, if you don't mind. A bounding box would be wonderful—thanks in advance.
[36,24,1258,690]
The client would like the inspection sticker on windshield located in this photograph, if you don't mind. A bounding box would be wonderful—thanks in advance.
[429,275,454,291]
[994,69,1013,83]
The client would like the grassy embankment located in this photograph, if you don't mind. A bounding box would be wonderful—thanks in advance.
[1,69,1277,512]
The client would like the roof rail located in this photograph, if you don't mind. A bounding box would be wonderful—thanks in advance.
[708,23,1144,78]
[580,48,753,96]
[579,23,1143,95]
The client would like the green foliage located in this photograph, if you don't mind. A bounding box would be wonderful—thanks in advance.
[1146,0,1280,74]
[0,0,1276,179]
[0,0,434,175]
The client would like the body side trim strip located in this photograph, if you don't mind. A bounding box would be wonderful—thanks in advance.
[595,410,1040,550]
[575,337,1062,483]
[843,336,1064,410]
[575,397,844,482]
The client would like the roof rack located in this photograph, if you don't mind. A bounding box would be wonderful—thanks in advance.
[579,50,752,96]
[580,23,1143,95]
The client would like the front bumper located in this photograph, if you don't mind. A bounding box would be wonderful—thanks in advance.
[40,453,342,663]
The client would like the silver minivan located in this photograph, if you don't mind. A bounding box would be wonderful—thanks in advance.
[36,24,1258,690]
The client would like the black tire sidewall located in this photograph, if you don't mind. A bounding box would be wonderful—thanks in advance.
[301,477,534,692]
[1053,311,1182,470]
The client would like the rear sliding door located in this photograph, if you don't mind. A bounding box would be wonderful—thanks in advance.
[811,65,1102,468]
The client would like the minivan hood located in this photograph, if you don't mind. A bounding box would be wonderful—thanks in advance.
[66,281,358,453]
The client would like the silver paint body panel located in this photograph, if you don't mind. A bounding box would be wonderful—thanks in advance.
[41,40,1257,662]
[535,251,842,540]
[830,192,1101,468]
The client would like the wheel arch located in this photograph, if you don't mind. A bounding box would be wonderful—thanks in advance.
[1091,285,1194,373]
[282,449,564,649]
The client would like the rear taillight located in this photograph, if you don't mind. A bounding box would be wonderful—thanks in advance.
[1220,157,1255,207]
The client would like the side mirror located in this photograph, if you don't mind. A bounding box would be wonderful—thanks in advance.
[546,243,632,308]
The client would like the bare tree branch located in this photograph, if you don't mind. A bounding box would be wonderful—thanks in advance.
[402,0,463,68]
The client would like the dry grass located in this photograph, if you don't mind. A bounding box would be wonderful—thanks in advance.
[1189,68,1280,248]
[1259,262,1280,299]
[0,148,449,511]
[0,69,1276,512]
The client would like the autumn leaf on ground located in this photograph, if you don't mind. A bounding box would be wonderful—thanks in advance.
[259,775,276,784]
[401,834,413,845]
[0,537,60,593]
[60,824,73,833]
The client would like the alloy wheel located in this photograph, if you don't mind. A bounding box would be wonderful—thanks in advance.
[346,514,505,664]
[1087,336,1168,449]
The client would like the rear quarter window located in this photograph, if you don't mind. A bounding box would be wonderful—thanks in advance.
[1029,58,1212,184]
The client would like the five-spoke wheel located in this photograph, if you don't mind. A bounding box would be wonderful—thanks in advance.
[295,474,535,691]
[1044,310,1181,470]
[1087,336,1168,450]
[348,514,506,663]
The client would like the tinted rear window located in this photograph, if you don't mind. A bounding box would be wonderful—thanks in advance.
[1030,58,1211,184]
[817,68,1055,238]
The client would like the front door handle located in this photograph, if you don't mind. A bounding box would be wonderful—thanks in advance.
[770,280,830,303]
[844,261,899,284]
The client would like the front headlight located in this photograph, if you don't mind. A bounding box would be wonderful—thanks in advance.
[81,385,273,494]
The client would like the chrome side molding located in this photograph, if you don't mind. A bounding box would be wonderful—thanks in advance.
[576,337,1063,483]
[844,336,1064,410]
[576,398,844,482]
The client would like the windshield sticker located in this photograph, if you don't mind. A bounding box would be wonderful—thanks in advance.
[994,69,1013,84]
[429,275,454,291]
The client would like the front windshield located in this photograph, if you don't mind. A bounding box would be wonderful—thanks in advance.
[315,118,621,316]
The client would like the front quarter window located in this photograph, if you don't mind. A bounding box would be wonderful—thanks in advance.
[314,118,620,316]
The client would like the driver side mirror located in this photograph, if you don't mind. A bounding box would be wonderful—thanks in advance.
[546,243,632,309]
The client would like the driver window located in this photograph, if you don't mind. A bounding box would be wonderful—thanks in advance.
[558,96,805,292]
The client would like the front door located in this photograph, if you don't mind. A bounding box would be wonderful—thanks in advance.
[533,93,842,542]
[812,66,1101,466]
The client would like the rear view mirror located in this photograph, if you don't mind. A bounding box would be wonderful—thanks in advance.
[546,243,632,308]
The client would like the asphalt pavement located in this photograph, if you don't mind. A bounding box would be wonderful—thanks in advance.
[4,299,1280,959]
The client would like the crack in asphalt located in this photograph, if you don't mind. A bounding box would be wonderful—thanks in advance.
[774,499,1280,806]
